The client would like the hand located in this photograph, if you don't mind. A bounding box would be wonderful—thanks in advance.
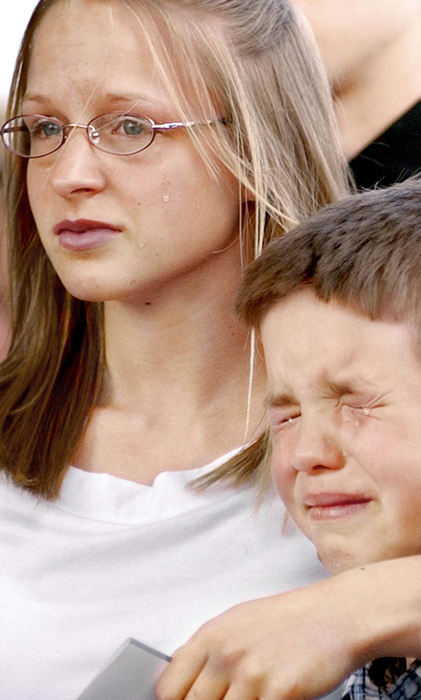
[155,577,359,700]
[155,557,421,699]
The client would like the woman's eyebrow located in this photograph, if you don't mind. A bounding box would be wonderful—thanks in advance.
[22,91,169,108]
[102,91,168,107]
[21,92,46,104]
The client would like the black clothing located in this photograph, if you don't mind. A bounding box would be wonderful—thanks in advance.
[349,100,421,189]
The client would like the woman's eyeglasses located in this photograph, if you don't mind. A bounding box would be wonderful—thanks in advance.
[0,112,219,158]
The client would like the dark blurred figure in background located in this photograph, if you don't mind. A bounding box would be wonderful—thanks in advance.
[292,0,421,188]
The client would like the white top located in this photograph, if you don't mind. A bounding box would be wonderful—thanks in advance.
[0,454,328,699]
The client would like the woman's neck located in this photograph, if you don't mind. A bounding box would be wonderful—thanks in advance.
[103,242,257,411]
[73,243,266,483]
[104,291,261,419]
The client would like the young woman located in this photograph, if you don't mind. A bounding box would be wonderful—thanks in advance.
[0,0,348,695]
[3,2,415,700]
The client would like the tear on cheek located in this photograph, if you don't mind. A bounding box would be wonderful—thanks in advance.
[341,405,370,427]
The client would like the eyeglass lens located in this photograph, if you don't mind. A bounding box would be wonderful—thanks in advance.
[1,114,156,157]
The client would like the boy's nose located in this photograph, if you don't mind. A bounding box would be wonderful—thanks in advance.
[290,416,345,474]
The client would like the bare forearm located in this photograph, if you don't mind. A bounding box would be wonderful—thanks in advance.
[340,555,421,664]
[156,555,421,700]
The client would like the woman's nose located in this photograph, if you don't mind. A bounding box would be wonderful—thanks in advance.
[49,129,107,199]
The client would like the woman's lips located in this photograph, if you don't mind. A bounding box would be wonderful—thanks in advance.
[303,493,373,521]
[53,219,121,251]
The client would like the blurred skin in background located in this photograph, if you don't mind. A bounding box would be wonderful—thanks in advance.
[291,0,421,160]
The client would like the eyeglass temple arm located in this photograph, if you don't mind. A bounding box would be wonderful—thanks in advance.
[152,120,200,132]
[152,118,224,132]
[2,125,27,134]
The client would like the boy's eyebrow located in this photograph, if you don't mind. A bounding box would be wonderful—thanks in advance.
[325,379,355,396]
[265,379,368,409]
[324,377,370,396]
[264,391,297,409]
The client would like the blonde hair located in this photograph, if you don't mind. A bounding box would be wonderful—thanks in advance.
[1,0,349,498]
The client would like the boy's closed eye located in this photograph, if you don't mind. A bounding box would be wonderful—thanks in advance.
[338,394,387,424]
[268,405,301,431]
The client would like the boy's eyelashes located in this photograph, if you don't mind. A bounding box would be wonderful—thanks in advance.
[340,404,371,424]
[267,401,376,431]
[268,406,300,430]
[339,394,386,419]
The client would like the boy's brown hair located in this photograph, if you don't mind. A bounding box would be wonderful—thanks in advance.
[237,178,421,336]
[195,178,421,492]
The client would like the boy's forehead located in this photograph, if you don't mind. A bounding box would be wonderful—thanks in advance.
[260,289,418,397]
[260,288,368,351]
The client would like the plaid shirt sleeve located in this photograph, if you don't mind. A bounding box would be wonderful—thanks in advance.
[342,659,421,700]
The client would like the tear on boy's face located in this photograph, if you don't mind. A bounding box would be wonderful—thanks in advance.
[262,287,421,575]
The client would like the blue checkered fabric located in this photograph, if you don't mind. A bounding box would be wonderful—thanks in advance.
[343,659,421,699]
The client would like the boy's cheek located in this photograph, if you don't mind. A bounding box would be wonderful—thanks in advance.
[270,451,297,510]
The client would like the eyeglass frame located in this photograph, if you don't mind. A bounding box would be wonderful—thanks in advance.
[0,112,222,159]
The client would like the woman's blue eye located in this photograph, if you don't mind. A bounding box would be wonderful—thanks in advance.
[126,120,142,135]
[32,121,62,138]
[118,118,145,136]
